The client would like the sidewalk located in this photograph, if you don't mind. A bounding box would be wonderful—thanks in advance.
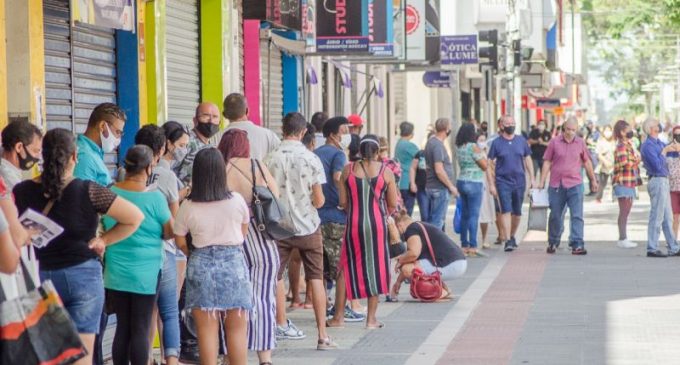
[272,194,680,365]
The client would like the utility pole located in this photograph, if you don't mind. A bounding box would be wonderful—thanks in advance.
[508,0,522,133]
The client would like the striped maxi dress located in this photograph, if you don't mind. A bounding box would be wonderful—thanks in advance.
[341,162,391,300]
[243,217,280,351]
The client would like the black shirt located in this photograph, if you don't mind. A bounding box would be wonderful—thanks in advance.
[528,129,552,160]
[13,179,117,270]
[404,222,465,267]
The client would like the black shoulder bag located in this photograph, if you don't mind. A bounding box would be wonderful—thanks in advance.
[249,160,296,241]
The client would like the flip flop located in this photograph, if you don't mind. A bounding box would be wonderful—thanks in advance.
[326,320,345,328]
[385,295,399,303]
[288,302,304,310]
[366,321,385,329]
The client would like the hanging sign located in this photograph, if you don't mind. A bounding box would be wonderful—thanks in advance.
[392,0,406,59]
[71,0,135,31]
[424,0,441,62]
[405,0,425,60]
[440,35,478,65]
[369,0,394,56]
[422,71,451,88]
[316,0,370,53]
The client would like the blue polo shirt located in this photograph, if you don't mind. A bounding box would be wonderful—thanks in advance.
[315,144,347,225]
[488,135,531,188]
[74,134,112,186]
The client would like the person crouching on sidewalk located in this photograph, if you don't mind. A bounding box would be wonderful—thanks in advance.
[389,211,467,301]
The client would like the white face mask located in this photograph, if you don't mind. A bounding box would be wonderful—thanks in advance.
[477,141,487,150]
[172,145,188,162]
[101,123,121,153]
[339,134,352,150]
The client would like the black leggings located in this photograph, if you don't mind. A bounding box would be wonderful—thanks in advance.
[107,289,158,365]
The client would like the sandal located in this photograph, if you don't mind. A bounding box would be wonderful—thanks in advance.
[317,336,338,350]
[572,247,588,255]
[366,321,385,329]
[326,319,344,328]
[288,302,304,310]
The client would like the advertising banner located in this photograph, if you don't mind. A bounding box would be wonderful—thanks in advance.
[369,0,394,56]
[422,71,451,88]
[424,0,440,62]
[243,0,303,31]
[392,0,406,59]
[71,0,135,31]
[440,35,478,65]
[302,0,316,51]
[316,0,370,53]
[405,0,425,60]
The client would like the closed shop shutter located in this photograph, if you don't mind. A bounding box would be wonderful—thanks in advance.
[43,0,118,168]
[166,0,201,124]
[260,40,283,137]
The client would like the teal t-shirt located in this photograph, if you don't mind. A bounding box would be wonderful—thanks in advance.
[395,139,420,190]
[103,187,171,294]
[74,134,112,186]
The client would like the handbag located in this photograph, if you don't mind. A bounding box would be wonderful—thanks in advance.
[409,222,444,302]
[0,259,87,364]
[453,197,462,234]
[249,160,297,241]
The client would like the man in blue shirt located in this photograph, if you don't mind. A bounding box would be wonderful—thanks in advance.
[315,117,365,326]
[74,103,126,186]
[640,117,680,257]
[488,115,535,252]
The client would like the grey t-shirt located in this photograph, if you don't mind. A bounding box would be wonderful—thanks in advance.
[148,159,181,204]
[425,137,454,190]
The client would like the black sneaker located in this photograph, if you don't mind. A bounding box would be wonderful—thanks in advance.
[571,247,587,255]
[547,244,557,254]
[671,250,680,257]
[509,237,518,249]
[504,240,515,252]
[647,250,668,258]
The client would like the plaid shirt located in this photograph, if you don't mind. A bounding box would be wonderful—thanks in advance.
[613,141,642,187]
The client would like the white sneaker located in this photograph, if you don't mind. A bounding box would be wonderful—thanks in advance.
[617,239,638,249]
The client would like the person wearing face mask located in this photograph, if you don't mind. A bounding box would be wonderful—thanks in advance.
[395,122,420,216]
[0,120,43,190]
[640,117,680,258]
[539,117,598,255]
[75,103,126,187]
[313,117,366,324]
[102,145,173,364]
[225,93,281,161]
[611,120,641,249]
[488,115,535,252]
[161,121,191,200]
[480,121,489,137]
[174,102,223,186]
[595,125,616,203]
[528,120,551,178]
[424,118,459,231]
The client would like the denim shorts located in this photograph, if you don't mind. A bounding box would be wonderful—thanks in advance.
[613,185,636,199]
[495,184,525,216]
[186,245,252,312]
[39,258,105,334]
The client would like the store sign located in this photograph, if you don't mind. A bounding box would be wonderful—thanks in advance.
[369,0,394,56]
[243,0,303,31]
[405,4,420,34]
[316,0,370,53]
[302,0,316,51]
[440,35,478,65]
[72,0,135,31]
[422,71,450,88]
[405,0,425,60]
[536,98,561,108]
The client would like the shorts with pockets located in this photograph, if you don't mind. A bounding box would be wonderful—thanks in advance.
[277,229,324,281]
[495,184,525,216]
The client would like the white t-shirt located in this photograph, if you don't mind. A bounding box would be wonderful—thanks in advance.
[226,120,281,161]
[265,140,326,236]
[173,193,249,247]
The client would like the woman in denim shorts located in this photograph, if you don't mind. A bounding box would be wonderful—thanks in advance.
[174,148,253,365]
[12,129,144,365]
[612,120,642,249]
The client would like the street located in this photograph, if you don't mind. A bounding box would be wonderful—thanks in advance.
[268,192,680,365]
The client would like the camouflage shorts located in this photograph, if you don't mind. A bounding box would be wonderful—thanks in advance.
[321,223,345,281]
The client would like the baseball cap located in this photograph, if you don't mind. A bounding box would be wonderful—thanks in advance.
[323,116,350,138]
[347,114,364,127]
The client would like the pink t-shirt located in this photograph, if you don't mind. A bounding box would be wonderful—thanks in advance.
[174,193,250,247]
[543,135,590,189]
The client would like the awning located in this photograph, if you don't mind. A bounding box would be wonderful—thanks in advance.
[260,29,307,56]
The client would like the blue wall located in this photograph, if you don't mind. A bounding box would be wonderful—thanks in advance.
[115,29,140,165]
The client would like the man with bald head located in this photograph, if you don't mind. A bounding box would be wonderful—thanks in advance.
[174,102,222,185]
[224,93,281,160]
[488,115,535,252]
[539,117,598,255]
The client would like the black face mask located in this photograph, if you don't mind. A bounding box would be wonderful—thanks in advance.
[481,125,488,132]
[625,131,635,139]
[674,135,680,143]
[196,122,220,139]
[18,149,40,170]
[503,126,516,135]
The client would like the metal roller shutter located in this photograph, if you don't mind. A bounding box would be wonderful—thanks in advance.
[260,40,283,136]
[238,6,245,93]
[166,0,201,124]
[43,0,118,168]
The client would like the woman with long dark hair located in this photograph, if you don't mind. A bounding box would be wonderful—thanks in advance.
[103,145,173,365]
[13,129,143,365]
[612,120,641,249]
[336,134,398,329]
[174,148,252,365]
[455,122,488,257]
[218,129,280,365]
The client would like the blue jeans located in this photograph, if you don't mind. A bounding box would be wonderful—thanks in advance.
[400,189,416,216]
[417,189,429,222]
[548,184,585,248]
[457,180,483,248]
[40,258,105,334]
[157,250,180,358]
[647,177,679,253]
[426,188,451,231]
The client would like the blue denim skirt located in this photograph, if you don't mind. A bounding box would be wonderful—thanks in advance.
[613,185,636,199]
[185,245,253,312]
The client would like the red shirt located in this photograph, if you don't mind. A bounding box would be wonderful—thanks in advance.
[543,134,590,189]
